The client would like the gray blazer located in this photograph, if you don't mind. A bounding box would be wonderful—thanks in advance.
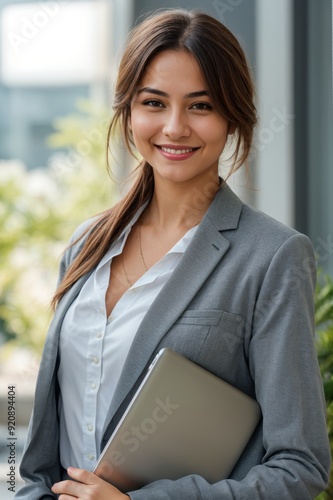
[16,183,331,499]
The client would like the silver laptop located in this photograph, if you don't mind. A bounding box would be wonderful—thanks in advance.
[93,348,261,492]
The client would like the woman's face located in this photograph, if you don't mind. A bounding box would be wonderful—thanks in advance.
[130,50,230,186]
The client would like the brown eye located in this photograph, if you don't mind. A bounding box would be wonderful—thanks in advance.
[143,100,164,108]
[191,102,213,110]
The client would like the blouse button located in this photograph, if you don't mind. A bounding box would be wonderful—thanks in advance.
[91,383,96,389]
[92,356,99,364]
[87,424,94,432]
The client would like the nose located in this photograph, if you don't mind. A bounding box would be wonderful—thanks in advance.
[162,109,190,139]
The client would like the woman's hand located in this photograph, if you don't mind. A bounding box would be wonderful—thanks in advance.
[52,467,130,499]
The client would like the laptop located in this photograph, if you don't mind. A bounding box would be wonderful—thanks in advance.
[93,348,261,492]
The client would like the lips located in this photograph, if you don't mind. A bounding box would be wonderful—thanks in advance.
[160,146,196,155]
[158,144,200,152]
[155,144,200,161]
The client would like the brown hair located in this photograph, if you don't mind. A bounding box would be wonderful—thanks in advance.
[52,8,257,308]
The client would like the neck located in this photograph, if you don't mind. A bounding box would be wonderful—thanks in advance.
[144,173,221,230]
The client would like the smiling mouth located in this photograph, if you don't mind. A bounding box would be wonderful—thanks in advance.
[159,146,199,155]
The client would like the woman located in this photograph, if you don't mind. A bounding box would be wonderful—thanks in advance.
[16,9,330,500]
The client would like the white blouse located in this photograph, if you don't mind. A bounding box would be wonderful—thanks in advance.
[57,208,198,471]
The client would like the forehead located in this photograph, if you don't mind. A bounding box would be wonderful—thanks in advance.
[139,50,207,91]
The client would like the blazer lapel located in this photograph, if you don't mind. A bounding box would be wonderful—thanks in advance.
[104,182,243,427]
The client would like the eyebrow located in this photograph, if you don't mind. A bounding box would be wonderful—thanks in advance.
[137,87,209,99]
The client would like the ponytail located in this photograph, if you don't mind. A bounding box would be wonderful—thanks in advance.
[51,161,154,309]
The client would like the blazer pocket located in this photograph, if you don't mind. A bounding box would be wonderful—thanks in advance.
[175,309,223,326]
[196,311,245,374]
[159,309,224,362]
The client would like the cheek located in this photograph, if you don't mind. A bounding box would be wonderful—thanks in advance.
[195,118,228,145]
[202,131,228,152]
[210,123,229,149]
[131,115,154,142]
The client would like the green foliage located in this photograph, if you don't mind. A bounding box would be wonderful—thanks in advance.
[315,276,333,499]
[0,100,114,359]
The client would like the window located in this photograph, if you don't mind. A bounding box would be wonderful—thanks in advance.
[1,1,110,86]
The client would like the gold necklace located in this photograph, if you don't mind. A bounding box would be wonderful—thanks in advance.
[122,253,132,289]
[122,216,148,288]
[138,216,148,272]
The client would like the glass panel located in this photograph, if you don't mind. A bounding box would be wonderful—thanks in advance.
[0,0,110,86]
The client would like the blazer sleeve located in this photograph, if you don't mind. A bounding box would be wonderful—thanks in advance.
[15,220,96,500]
[127,233,331,500]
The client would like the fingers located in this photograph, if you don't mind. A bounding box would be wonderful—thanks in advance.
[52,478,82,497]
[52,467,128,499]
[67,467,97,484]
[52,467,96,497]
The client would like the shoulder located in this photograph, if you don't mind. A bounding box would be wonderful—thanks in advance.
[236,204,316,291]
[240,202,298,240]
[211,184,315,278]
[239,202,313,255]
[213,182,313,253]
[67,215,99,251]
[58,215,101,281]
[71,216,99,240]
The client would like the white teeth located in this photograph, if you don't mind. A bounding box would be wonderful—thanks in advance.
[161,147,194,154]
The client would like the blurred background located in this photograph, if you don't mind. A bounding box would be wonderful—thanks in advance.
[0,0,332,498]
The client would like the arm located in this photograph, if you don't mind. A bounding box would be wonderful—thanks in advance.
[127,234,331,499]
[14,395,59,499]
[15,221,95,500]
